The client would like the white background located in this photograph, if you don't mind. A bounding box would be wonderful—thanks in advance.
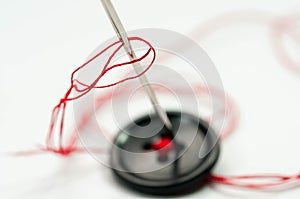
[1,0,300,198]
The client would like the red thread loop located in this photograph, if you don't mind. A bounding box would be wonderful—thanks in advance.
[43,37,156,156]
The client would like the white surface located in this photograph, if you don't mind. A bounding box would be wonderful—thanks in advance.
[1,0,300,198]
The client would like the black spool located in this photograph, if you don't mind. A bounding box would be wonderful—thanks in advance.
[110,111,220,195]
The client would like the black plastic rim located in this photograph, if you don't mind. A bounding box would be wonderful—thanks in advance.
[110,112,220,196]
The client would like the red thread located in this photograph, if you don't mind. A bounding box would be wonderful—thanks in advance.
[13,11,300,192]
[188,11,300,75]
[150,137,174,158]
[22,37,156,156]
[271,13,300,75]
[150,137,173,150]
[188,11,300,191]
[209,174,300,190]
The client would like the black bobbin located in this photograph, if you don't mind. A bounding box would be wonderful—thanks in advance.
[110,111,220,195]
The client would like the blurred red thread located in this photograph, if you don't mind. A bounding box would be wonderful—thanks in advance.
[13,11,300,191]
[189,11,300,75]
[188,11,300,190]
[271,13,300,75]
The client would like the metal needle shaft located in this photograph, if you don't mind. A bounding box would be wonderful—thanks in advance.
[101,0,172,130]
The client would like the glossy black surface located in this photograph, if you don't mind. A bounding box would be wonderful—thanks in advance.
[110,112,220,195]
